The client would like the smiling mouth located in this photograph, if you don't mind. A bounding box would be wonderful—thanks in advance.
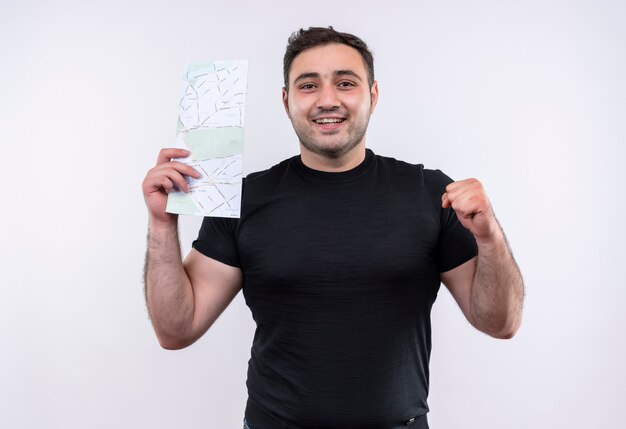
[312,117,345,124]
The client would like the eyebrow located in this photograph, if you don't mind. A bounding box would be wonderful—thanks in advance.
[293,69,363,85]
[335,70,362,81]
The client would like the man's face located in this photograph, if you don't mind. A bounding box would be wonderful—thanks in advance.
[282,43,378,159]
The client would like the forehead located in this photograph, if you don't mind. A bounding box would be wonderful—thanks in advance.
[289,43,367,83]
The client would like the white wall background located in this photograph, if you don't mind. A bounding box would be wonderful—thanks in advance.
[1,0,624,428]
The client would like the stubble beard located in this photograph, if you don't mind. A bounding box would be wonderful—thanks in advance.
[292,110,371,160]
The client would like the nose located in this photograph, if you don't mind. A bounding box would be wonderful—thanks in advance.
[316,84,340,110]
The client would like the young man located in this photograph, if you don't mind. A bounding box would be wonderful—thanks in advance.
[142,27,524,429]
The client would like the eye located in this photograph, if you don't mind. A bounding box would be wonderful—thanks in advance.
[337,81,356,88]
[299,83,317,90]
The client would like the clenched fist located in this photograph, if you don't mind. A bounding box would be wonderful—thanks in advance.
[441,178,500,242]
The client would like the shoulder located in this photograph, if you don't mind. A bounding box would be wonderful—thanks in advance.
[372,152,451,187]
[242,156,298,189]
[373,152,424,174]
[423,168,454,192]
[245,157,290,180]
[240,156,305,207]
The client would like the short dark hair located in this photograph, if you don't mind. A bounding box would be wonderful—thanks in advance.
[283,26,375,89]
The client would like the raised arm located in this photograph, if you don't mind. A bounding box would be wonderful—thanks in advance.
[440,179,524,339]
[142,148,243,350]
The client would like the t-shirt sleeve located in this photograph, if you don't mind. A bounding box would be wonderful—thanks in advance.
[424,169,478,273]
[192,216,241,268]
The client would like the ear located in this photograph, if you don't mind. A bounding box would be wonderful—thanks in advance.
[282,87,290,117]
[369,80,379,114]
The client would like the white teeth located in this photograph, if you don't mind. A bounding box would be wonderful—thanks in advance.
[314,118,344,124]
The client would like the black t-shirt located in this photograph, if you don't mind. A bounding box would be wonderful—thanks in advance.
[193,150,477,429]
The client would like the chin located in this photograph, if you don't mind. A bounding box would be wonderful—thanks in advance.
[312,144,354,159]
[318,148,346,159]
[304,138,361,159]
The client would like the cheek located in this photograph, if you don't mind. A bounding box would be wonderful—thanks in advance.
[344,94,370,113]
[288,97,310,119]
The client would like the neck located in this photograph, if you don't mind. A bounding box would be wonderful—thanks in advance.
[299,142,367,172]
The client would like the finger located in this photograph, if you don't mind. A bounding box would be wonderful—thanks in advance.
[443,187,466,206]
[444,183,463,202]
[143,172,180,194]
[145,166,191,193]
[441,192,451,208]
[163,167,192,193]
[445,178,480,194]
[456,206,480,220]
[154,176,175,194]
[449,190,475,211]
[155,148,190,165]
[452,194,489,220]
[444,186,469,207]
[446,182,485,205]
[165,177,180,194]
[159,161,202,179]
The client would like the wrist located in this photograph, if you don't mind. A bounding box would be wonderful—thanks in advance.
[148,215,179,235]
[475,224,507,255]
